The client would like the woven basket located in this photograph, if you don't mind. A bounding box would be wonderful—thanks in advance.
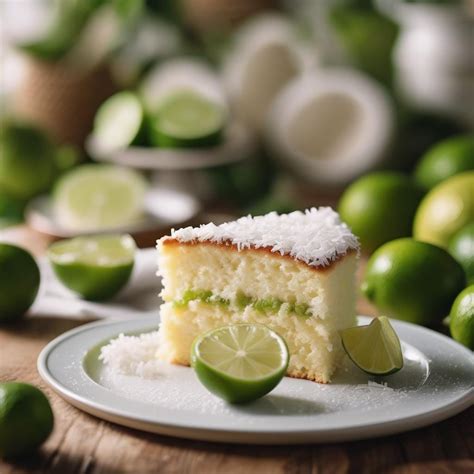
[14,58,116,147]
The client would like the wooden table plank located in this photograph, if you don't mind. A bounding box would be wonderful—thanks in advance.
[0,226,473,474]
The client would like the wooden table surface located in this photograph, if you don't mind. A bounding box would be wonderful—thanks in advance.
[1,226,473,474]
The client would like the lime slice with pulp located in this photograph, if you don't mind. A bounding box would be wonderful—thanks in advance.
[191,324,289,404]
[150,91,226,148]
[341,316,403,376]
[48,234,136,301]
[53,164,147,232]
[93,91,144,154]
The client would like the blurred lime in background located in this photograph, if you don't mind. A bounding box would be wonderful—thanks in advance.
[414,135,474,190]
[93,91,145,153]
[149,91,227,148]
[448,222,474,285]
[0,244,40,323]
[48,234,136,301]
[329,2,398,87]
[53,164,148,232]
[392,109,466,171]
[338,172,423,253]
[0,382,54,458]
[0,191,25,229]
[413,171,474,248]
[362,238,465,326]
[54,145,82,175]
[449,285,474,350]
[0,122,56,200]
[206,155,275,209]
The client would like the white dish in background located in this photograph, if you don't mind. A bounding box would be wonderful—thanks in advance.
[26,187,201,239]
[86,120,255,170]
[31,248,160,320]
[38,316,474,445]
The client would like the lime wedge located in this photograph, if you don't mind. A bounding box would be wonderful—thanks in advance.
[93,91,144,153]
[48,234,136,301]
[341,316,403,376]
[191,324,289,404]
[150,91,226,148]
[53,164,147,232]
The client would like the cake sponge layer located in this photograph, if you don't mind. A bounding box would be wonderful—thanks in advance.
[157,242,357,382]
[159,241,357,326]
[158,302,345,383]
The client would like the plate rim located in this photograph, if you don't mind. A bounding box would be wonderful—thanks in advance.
[37,316,474,445]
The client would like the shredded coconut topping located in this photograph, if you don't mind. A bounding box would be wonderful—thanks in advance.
[162,207,359,267]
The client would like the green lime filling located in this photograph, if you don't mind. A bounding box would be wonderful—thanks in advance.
[173,290,311,317]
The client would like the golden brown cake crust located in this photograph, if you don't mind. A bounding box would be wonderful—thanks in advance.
[161,238,356,273]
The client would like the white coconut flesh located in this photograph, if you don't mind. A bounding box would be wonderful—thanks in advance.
[287,93,363,161]
[235,43,300,130]
[266,69,394,186]
[223,13,315,131]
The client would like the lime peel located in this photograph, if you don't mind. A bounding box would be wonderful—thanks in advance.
[191,324,289,403]
[48,234,136,301]
[341,316,403,376]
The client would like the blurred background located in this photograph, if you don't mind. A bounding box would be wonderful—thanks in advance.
[0,0,473,248]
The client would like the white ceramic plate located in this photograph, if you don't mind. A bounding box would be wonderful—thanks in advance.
[26,187,200,239]
[38,316,474,444]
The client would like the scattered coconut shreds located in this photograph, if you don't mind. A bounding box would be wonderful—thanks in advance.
[99,331,165,379]
[367,381,393,390]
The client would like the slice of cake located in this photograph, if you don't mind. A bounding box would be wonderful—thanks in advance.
[156,207,359,383]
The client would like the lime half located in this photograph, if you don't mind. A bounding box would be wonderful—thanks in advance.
[53,164,147,232]
[93,91,144,154]
[191,324,289,404]
[341,316,403,376]
[48,234,136,301]
[150,91,226,148]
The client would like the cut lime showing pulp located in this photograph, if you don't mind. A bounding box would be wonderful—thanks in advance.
[341,316,403,376]
[191,324,289,404]
[150,91,226,148]
[48,234,136,301]
[93,91,144,153]
[53,164,147,232]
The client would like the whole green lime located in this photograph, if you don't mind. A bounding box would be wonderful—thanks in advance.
[449,222,474,285]
[0,122,57,200]
[413,171,474,248]
[449,285,474,350]
[362,238,466,326]
[0,244,40,322]
[0,382,54,458]
[338,172,423,253]
[414,135,474,190]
